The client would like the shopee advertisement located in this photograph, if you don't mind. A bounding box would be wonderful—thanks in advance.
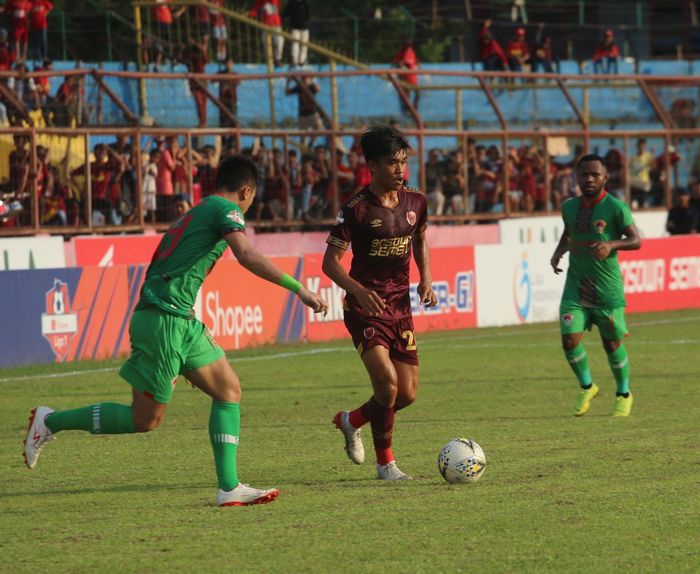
[198,258,305,350]
[620,235,700,313]
[303,247,477,342]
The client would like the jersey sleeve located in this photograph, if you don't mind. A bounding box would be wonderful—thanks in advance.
[326,206,353,251]
[214,201,246,236]
[616,200,635,230]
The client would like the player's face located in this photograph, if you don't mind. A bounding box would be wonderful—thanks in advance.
[369,149,407,192]
[576,160,608,197]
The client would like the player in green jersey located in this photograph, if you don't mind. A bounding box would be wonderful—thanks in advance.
[24,156,328,507]
[550,154,641,417]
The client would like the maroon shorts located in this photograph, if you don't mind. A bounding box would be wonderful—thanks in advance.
[12,24,28,43]
[344,312,419,366]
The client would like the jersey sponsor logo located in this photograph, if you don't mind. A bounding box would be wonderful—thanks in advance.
[41,279,78,362]
[593,219,607,234]
[368,235,411,257]
[335,211,344,224]
[562,312,574,326]
[363,327,375,339]
[227,210,245,226]
[370,218,382,228]
[406,211,417,226]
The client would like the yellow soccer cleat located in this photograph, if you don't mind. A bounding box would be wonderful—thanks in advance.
[574,383,600,416]
[612,393,634,417]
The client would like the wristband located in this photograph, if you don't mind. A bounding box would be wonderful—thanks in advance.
[279,273,302,294]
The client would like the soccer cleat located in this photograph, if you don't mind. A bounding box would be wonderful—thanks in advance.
[216,483,280,507]
[333,411,365,464]
[574,383,600,416]
[612,393,633,417]
[377,461,412,481]
[24,406,55,469]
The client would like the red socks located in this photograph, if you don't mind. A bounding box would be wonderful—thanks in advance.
[358,397,395,465]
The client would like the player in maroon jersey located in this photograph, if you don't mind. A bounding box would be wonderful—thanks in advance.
[323,125,438,480]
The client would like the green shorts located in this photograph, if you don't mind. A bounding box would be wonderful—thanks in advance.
[559,303,628,341]
[119,306,225,403]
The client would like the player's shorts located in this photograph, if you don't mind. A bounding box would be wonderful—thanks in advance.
[559,303,628,341]
[119,306,224,403]
[344,312,419,366]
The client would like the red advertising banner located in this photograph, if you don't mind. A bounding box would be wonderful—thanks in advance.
[620,236,700,313]
[199,258,305,350]
[303,246,477,342]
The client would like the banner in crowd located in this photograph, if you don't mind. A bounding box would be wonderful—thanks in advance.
[620,236,700,313]
[475,243,566,327]
[0,237,66,270]
[303,247,477,342]
[197,258,305,350]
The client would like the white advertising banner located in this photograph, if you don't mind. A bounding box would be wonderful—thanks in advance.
[498,210,668,247]
[0,237,66,270]
[475,243,567,327]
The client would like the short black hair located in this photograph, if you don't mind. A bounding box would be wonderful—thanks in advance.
[360,125,410,164]
[215,155,259,193]
[576,153,607,170]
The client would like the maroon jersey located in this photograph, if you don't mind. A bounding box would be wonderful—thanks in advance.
[327,186,428,319]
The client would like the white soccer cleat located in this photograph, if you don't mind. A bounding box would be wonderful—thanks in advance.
[377,461,412,481]
[333,410,365,464]
[24,406,55,469]
[216,483,280,507]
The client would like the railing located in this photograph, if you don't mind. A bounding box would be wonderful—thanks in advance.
[0,66,697,237]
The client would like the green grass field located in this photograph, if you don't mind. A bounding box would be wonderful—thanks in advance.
[1,309,699,573]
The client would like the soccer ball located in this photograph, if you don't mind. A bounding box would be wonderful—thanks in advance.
[437,438,486,483]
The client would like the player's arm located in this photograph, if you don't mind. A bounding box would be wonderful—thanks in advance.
[321,244,386,316]
[550,224,570,274]
[590,223,642,261]
[225,231,328,315]
[412,226,438,307]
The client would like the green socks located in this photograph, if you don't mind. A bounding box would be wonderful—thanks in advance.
[607,344,630,395]
[45,403,136,434]
[209,401,240,491]
[564,343,592,388]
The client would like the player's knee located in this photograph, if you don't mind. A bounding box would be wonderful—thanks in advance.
[133,412,163,433]
[561,335,578,351]
[395,393,415,411]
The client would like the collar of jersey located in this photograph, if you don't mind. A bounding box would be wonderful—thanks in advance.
[365,185,403,208]
[580,190,607,208]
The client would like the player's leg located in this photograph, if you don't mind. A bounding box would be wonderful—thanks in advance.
[182,324,278,506]
[560,305,599,415]
[24,308,178,469]
[596,308,633,416]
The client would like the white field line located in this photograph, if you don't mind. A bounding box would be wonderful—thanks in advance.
[1,314,698,384]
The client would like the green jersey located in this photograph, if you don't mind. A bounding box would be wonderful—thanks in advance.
[138,195,246,317]
[561,192,635,308]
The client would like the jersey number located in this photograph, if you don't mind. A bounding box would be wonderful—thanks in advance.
[401,330,417,351]
[152,213,193,263]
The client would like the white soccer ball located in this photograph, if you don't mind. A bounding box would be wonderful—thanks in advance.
[437,438,486,483]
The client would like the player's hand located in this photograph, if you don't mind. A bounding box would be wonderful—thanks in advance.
[550,253,564,274]
[418,280,438,308]
[297,287,328,316]
[355,288,386,317]
[590,241,612,260]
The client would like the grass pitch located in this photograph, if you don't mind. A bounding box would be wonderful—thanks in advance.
[1,309,699,573]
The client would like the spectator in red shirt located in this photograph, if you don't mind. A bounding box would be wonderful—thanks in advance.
[480,19,508,72]
[183,38,209,128]
[209,0,228,64]
[29,0,52,62]
[506,27,530,72]
[0,27,15,71]
[153,0,184,60]
[392,37,420,115]
[250,0,284,67]
[1,0,31,62]
[593,29,620,75]
[191,3,210,45]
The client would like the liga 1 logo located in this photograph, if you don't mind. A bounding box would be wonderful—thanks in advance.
[41,279,78,361]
